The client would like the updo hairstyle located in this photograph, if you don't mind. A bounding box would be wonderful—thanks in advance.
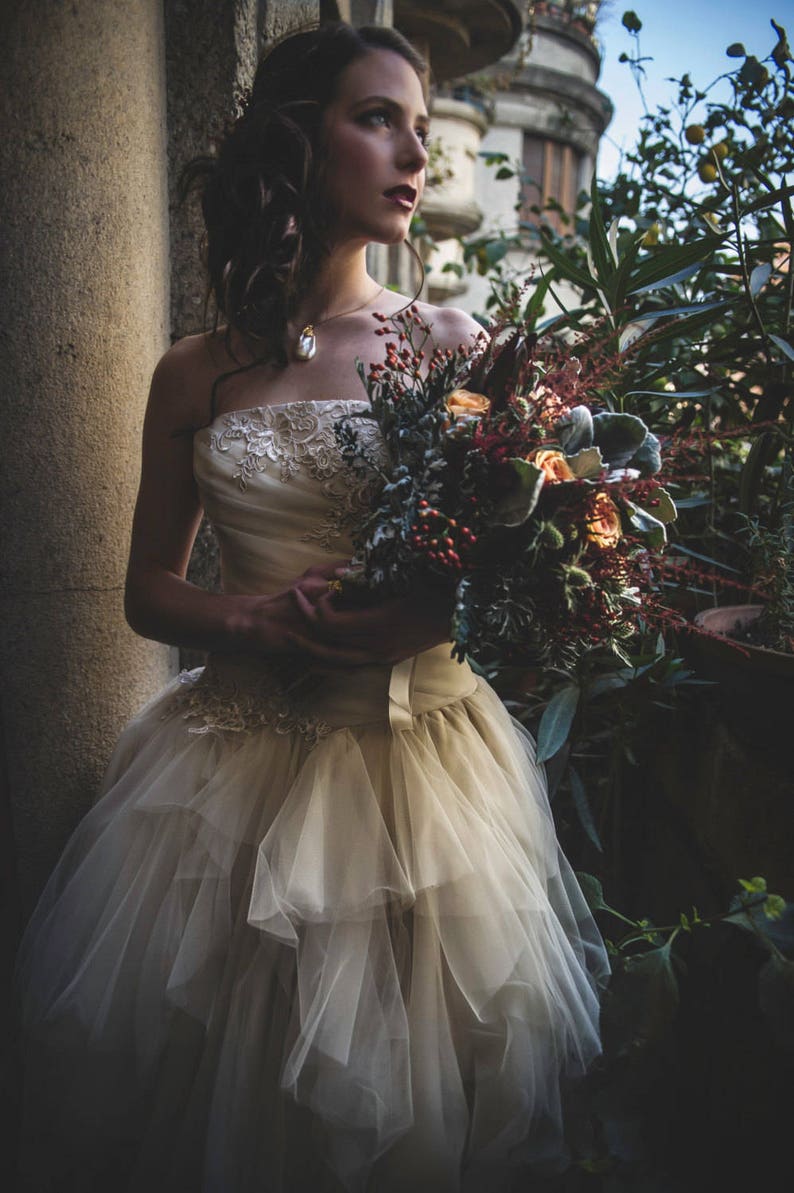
[182,23,427,367]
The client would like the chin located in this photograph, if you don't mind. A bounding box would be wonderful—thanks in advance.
[372,214,415,245]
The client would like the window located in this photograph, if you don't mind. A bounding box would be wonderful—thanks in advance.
[521,134,584,232]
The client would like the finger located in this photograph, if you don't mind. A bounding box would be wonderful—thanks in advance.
[292,586,322,624]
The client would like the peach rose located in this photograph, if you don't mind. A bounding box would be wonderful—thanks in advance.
[444,388,491,419]
[586,492,622,549]
[530,449,575,484]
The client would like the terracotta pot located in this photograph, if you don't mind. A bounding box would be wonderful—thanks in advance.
[687,604,793,735]
[693,605,794,677]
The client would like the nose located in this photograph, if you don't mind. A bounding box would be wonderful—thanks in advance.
[398,126,428,173]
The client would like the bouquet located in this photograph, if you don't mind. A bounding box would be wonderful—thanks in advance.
[335,305,676,668]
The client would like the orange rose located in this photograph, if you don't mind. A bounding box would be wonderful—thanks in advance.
[530,449,575,484]
[444,388,491,419]
[586,492,622,549]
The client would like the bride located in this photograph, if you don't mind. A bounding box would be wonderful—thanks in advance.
[15,22,608,1193]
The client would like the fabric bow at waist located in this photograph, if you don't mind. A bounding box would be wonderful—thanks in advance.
[190,645,478,738]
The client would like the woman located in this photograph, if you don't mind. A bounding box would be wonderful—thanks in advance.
[16,23,608,1193]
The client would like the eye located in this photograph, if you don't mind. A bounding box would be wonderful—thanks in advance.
[361,107,391,129]
[416,127,430,148]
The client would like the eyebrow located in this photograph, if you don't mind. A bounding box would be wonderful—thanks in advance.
[352,95,430,125]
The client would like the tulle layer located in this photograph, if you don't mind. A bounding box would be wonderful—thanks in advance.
[16,666,608,1193]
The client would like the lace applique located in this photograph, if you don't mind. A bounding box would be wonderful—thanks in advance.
[210,401,386,550]
[169,664,333,749]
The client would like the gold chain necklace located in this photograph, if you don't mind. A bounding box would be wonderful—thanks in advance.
[294,284,385,362]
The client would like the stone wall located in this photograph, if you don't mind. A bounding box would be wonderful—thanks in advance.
[0,0,175,911]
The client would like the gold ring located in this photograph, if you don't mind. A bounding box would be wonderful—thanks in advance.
[327,578,343,594]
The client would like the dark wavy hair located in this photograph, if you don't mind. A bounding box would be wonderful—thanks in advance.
[181,23,427,369]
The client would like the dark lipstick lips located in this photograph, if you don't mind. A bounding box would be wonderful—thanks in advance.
[384,185,417,203]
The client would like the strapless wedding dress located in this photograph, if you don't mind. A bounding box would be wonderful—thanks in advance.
[15,399,608,1193]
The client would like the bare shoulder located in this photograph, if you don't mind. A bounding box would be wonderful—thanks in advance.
[147,332,226,431]
[415,301,488,353]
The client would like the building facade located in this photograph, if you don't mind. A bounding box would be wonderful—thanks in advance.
[425,1,613,317]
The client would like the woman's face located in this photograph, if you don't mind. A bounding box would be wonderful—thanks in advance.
[320,49,429,247]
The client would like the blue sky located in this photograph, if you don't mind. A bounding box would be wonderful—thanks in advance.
[595,0,792,177]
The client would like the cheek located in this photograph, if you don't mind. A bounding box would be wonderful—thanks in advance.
[327,129,384,183]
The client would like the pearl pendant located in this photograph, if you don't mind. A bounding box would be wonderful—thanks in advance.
[295,325,316,361]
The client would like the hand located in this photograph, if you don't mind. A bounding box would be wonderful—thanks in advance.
[291,570,453,666]
[238,562,379,667]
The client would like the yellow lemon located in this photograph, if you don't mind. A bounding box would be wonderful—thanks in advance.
[642,223,660,247]
[710,141,729,162]
[698,161,718,183]
[685,124,706,145]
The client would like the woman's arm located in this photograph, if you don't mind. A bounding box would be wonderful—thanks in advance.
[123,341,376,665]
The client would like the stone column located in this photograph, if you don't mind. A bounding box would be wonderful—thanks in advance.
[0,0,174,912]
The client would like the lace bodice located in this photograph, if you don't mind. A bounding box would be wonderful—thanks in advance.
[193,399,383,593]
[189,398,476,742]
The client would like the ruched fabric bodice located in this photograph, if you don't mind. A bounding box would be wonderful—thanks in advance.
[193,398,477,734]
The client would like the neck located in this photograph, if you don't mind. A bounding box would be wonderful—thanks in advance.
[293,244,375,328]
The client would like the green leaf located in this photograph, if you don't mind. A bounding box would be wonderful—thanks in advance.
[650,487,677,524]
[726,42,746,57]
[636,299,730,320]
[628,236,722,294]
[587,174,616,295]
[739,55,769,90]
[626,389,714,399]
[484,239,509,266]
[764,895,786,921]
[567,446,604,479]
[671,544,742,574]
[522,270,554,323]
[739,430,783,515]
[495,166,515,180]
[575,871,609,913]
[589,672,632,697]
[536,684,580,762]
[770,20,792,70]
[749,262,772,295]
[628,430,662,476]
[742,182,794,216]
[538,236,596,292]
[569,765,603,852]
[769,334,794,363]
[620,318,658,352]
[603,940,679,1058]
[625,502,668,548]
[622,10,642,33]
[557,405,594,454]
[739,876,768,894]
[493,459,544,527]
[593,412,648,468]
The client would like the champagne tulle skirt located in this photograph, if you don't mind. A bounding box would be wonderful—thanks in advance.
[15,651,608,1192]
